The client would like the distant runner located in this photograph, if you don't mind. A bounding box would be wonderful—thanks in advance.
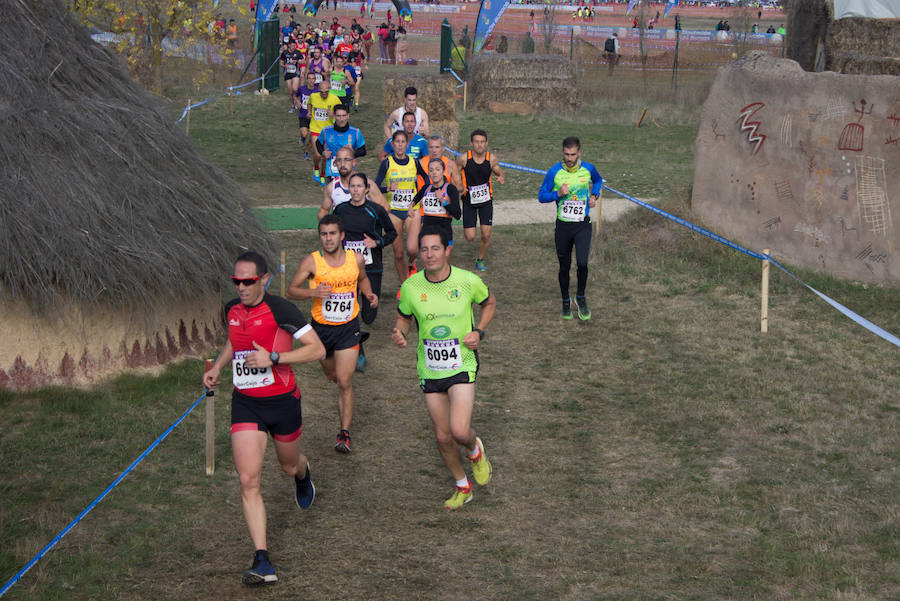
[458,129,505,272]
[537,136,603,320]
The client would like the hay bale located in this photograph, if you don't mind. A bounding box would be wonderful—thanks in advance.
[825,17,900,75]
[383,75,457,121]
[487,101,535,115]
[468,54,576,113]
[429,120,459,151]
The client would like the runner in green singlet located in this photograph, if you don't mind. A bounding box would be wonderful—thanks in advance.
[391,226,497,510]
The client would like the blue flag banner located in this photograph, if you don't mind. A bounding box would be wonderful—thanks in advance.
[664,0,678,17]
[258,0,279,21]
[474,0,511,53]
[626,0,639,15]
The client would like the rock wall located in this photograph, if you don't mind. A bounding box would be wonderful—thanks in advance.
[692,53,899,287]
[0,296,222,390]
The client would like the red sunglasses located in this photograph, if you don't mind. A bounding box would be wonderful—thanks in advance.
[231,276,262,286]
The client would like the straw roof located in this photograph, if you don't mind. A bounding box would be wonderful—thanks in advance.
[0,0,276,314]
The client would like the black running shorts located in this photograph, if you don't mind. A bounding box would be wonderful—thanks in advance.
[420,370,476,394]
[231,387,303,442]
[462,198,493,228]
[312,317,361,357]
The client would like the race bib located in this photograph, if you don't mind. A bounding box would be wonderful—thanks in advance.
[322,292,355,322]
[313,107,329,121]
[300,95,309,110]
[469,183,491,205]
[559,196,587,222]
[285,63,297,74]
[422,191,446,216]
[330,78,343,92]
[391,188,414,210]
[314,73,323,83]
[344,239,373,265]
[423,338,462,371]
[231,350,273,390]
[328,156,337,174]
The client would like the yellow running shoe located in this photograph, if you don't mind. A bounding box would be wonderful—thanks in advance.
[469,437,493,486]
[444,484,473,510]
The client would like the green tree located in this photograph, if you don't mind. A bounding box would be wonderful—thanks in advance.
[69,0,244,93]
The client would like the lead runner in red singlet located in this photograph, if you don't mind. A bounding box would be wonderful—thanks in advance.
[203,251,325,587]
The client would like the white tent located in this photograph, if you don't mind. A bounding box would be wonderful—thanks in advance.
[834,0,900,19]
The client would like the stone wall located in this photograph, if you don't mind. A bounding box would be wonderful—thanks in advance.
[692,53,899,287]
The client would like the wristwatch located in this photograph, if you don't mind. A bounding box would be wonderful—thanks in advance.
[269,351,280,366]
[474,328,485,340]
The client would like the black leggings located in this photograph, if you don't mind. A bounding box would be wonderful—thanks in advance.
[361,270,382,325]
[554,219,592,300]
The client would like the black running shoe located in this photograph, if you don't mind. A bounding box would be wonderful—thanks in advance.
[295,462,315,509]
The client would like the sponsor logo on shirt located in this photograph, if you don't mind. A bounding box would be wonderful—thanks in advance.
[430,325,451,338]
[229,318,241,326]
[446,289,460,301]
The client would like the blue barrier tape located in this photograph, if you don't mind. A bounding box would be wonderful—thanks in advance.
[449,151,897,348]
[0,390,211,598]
[602,184,768,262]
[604,184,898,348]
[768,258,900,348]
[178,55,280,123]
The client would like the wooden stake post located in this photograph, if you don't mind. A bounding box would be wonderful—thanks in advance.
[760,248,770,333]
[185,99,191,135]
[204,359,215,475]
[594,189,603,239]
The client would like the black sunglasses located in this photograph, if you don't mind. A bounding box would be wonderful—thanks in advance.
[232,276,262,286]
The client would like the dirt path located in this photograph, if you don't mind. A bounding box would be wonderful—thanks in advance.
[494,196,655,225]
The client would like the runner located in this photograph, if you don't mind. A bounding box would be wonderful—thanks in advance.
[383,85,429,139]
[406,158,461,267]
[280,40,304,113]
[418,135,462,190]
[391,226,496,510]
[318,146,386,219]
[287,216,377,453]
[346,40,367,111]
[307,79,342,184]
[379,111,428,162]
[458,129,505,272]
[202,251,324,585]
[375,130,428,297]
[316,104,366,182]
[308,45,331,84]
[296,71,318,159]
[537,136,603,321]
[329,54,356,106]
[334,172,398,371]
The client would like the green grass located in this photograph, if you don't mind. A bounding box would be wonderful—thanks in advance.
[3,49,899,601]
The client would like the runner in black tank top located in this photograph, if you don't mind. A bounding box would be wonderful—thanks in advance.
[458,129,505,272]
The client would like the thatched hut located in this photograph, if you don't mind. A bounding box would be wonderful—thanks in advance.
[0,0,276,390]
[467,54,577,114]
